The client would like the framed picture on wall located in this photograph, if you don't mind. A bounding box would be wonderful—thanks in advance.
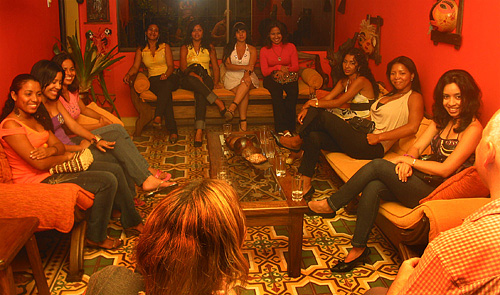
[87,0,110,23]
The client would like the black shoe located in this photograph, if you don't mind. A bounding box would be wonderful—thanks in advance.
[219,101,227,118]
[330,247,370,273]
[305,208,336,218]
[194,140,203,147]
[169,134,178,144]
[303,186,315,202]
[270,131,301,153]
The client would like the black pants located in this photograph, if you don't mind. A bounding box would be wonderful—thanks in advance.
[149,75,179,134]
[298,108,384,177]
[180,75,217,130]
[263,76,298,133]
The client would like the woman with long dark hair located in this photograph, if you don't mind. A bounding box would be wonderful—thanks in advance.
[260,21,299,135]
[0,74,129,249]
[221,22,259,131]
[123,23,180,143]
[308,69,482,273]
[179,20,226,147]
[279,56,424,199]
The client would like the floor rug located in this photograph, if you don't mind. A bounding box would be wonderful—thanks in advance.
[15,125,401,295]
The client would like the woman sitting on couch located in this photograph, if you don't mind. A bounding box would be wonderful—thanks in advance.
[0,74,142,249]
[308,69,483,273]
[281,56,424,199]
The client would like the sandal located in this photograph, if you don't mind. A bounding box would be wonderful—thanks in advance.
[86,236,123,250]
[145,181,178,197]
[152,117,162,129]
[169,133,178,144]
[154,170,172,181]
[124,224,143,237]
[219,100,227,118]
[225,102,238,122]
[239,119,247,131]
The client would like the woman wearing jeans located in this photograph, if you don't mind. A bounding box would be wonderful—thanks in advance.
[308,69,483,273]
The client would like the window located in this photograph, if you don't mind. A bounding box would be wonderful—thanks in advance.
[117,0,333,51]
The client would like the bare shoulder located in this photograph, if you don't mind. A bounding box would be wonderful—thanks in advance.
[408,91,423,102]
[465,118,483,134]
[2,117,22,129]
[248,44,257,52]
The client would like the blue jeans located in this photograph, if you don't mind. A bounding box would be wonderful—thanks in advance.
[263,76,298,133]
[43,161,143,243]
[149,75,179,134]
[180,75,217,130]
[325,159,435,247]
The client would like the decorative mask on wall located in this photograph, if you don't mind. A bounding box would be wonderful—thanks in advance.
[430,0,458,33]
[85,28,112,55]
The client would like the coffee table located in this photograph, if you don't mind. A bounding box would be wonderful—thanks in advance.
[207,131,308,278]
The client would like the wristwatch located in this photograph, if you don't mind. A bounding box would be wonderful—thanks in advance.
[315,100,319,107]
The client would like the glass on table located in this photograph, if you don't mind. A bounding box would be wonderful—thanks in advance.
[275,153,286,178]
[223,123,232,139]
[291,174,304,202]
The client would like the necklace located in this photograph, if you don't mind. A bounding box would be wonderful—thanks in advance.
[271,45,282,61]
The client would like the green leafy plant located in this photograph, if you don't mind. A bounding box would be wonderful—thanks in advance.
[53,35,124,118]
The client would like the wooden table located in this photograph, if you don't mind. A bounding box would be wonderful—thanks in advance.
[0,217,49,295]
[207,131,308,278]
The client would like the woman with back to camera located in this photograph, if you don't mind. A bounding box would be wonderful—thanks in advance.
[0,74,138,249]
[308,69,483,273]
[86,179,249,295]
[180,20,227,147]
[279,56,424,199]
[32,60,176,198]
[221,22,259,131]
[123,23,180,143]
[276,47,378,153]
[260,21,299,136]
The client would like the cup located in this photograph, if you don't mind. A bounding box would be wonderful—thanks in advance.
[291,174,304,202]
[275,153,286,178]
[264,139,276,159]
[217,164,230,184]
[259,126,269,145]
[223,123,232,139]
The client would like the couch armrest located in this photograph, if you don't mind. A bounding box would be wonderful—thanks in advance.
[421,198,491,242]
[300,68,323,91]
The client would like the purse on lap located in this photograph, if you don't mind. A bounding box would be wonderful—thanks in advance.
[49,148,94,175]
[272,71,299,84]
[348,116,376,134]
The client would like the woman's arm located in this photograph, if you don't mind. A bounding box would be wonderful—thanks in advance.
[179,45,188,71]
[399,120,483,178]
[76,99,113,130]
[209,44,221,87]
[367,91,424,145]
[259,48,276,77]
[287,43,300,73]
[2,121,72,170]
[224,45,257,72]
[123,48,143,84]
[161,44,175,80]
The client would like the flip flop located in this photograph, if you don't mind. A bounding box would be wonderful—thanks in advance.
[270,131,301,153]
[154,170,172,181]
[145,181,178,197]
[86,237,123,250]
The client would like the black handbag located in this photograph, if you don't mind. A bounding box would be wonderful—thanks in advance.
[183,63,209,80]
[348,116,375,134]
[412,154,446,187]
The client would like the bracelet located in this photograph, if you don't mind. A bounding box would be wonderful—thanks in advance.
[403,154,415,159]
[91,134,103,145]
[411,158,417,167]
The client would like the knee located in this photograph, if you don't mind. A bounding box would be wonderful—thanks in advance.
[369,158,394,172]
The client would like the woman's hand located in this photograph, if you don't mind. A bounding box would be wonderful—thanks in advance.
[29,146,56,160]
[95,140,116,152]
[123,73,131,84]
[273,70,284,81]
[280,66,289,73]
[160,72,169,80]
[64,152,75,161]
[395,162,413,182]
[366,133,381,145]
[79,140,91,150]
[297,108,308,124]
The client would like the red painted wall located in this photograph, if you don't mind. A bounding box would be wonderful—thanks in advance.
[0,0,60,106]
[334,0,500,124]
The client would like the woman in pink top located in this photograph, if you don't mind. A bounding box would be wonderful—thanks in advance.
[260,21,299,135]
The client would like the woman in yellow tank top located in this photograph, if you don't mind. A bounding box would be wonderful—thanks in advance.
[179,20,226,147]
[124,24,180,143]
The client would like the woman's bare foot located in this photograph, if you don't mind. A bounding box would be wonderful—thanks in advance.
[280,135,302,150]
[142,175,175,191]
[195,129,203,141]
[308,199,335,214]
[86,237,123,249]
[148,168,171,180]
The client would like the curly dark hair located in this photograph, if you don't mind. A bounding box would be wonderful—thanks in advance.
[183,19,212,51]
[263,21,288,48]
[51,53,79,93]
[385,56,421,95]
[222,22,253,63]
[0,74,53,132]
[341,47,379,98]
[432,69,481,133]
[140,23,169,51]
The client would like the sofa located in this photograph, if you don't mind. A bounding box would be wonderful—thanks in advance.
[128,50,327,136]
[0,143,94,281]
[322,118,491,259]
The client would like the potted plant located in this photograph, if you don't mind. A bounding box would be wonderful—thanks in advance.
[54,34,124,118]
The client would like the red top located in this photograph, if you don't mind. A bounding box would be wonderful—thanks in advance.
[259,43,299,77]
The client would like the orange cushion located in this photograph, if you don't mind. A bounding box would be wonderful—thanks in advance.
[134,72,150,93]
[0,145,12,183]
[300,68,323,89]
[140,90,158,102]
[419,166,490,204]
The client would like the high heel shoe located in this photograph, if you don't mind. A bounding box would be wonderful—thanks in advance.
[305,198,336,218]
[270,131,301,153]
[225,102,238,122]
[239,119,247,131]
[86,236,123,250]
[219,101,227,118]
[302,186,315,202]
[169,133,178,144]
[331,247,370,272]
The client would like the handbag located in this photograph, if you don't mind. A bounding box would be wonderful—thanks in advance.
[412,154,446,187]
[183,63,209,80]
[348,116,376,134]
[272,71,299,84]
[49,148,94,175]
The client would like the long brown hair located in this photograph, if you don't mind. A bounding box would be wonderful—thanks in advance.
[135,179,248,295]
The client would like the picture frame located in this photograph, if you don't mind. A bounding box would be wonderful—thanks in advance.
[87,0,110,23]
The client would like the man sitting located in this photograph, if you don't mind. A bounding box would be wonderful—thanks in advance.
[366,109,500,294]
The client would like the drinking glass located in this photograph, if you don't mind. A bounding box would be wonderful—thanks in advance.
[264,139,276,159]
[291,174,304,202]
[259,126,269,146]
[275,153,286,178]
[223,123,232,139]
[217,164,230,184]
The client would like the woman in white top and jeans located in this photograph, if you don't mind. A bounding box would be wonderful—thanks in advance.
[221,22,259,131]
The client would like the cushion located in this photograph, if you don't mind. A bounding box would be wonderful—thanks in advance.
[134,72,150,94]
[76,102,124,126]
[140,90,158,102]
[419,166,490,204]
[0,144,12,184]
[0,183,94,232]
[300,68,323,89]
